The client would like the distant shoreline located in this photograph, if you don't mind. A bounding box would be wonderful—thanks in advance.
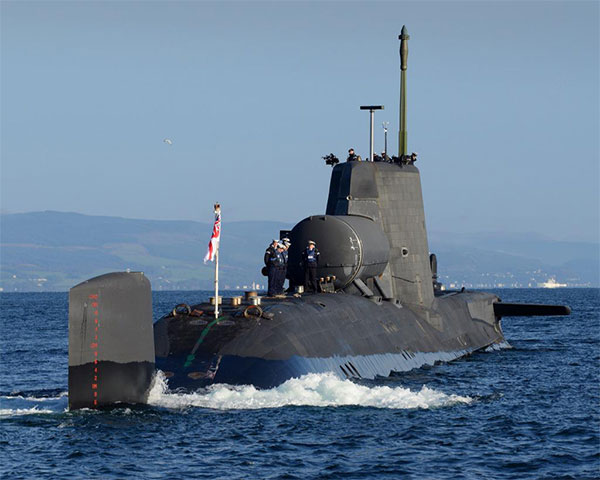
[1,287,598,294]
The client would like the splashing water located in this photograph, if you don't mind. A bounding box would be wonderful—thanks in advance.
[147,371,472,411]
[0,392,68,416]
[0,374,471,417]
[484,340,512,352]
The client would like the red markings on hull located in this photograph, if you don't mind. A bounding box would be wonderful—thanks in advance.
[89,293,100,406]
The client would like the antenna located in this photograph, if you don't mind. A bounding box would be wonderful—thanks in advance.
[360,105,384,161]
[382,121,389,157]
[398,25,410,158]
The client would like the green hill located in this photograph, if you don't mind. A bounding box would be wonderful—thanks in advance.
[1,211,291,291]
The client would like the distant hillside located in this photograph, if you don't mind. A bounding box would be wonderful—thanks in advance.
[429,231,599,288]
[0,211,597,291]
[1,211,291,291]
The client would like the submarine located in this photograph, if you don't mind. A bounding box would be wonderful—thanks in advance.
[67,27,570,409]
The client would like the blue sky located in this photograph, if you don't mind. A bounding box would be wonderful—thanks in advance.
[1,1,598,242]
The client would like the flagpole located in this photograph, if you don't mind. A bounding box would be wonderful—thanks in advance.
[214,203,220,319]
[214,247,219,319]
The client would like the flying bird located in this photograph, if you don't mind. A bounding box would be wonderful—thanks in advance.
[164,138,173,145]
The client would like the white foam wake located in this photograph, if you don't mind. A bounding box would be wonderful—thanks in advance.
[0,392,68,417]
[0,407,55,416]
[0,392,68,402]
[147,371,472,411]
[484,341,513,352]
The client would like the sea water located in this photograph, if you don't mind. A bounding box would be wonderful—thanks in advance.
[1,289,598,479]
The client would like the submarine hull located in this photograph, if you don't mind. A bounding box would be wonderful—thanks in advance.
[66,30,572,406]
[154,290,504,390]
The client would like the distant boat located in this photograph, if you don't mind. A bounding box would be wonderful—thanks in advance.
[538,278,567,288]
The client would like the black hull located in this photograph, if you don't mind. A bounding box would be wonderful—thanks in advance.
[154,291,504,390]
[68,360,155,409]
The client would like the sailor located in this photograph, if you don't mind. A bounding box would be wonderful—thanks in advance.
[347,148,361,162]
[302,240,320,293]
[275,243,287,296]
[381,151,391,162]
[264,239,279,269]
[265,239,280,296]
[281,238,292,292]
[281,238,291,268]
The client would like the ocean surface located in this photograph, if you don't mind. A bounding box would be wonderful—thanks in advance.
[1,288,598,479]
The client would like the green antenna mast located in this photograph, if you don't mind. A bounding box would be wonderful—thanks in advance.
[398,25,410,158]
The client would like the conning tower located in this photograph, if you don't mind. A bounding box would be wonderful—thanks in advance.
[324,161,433,307]
[288,26,433,307]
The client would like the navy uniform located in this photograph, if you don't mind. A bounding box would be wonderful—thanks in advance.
[278,239,291,294]
[274,244,287,295]
[265,240,279,296]
[302,241,320,292]
[347,148,358,162]
[264,239,278,267]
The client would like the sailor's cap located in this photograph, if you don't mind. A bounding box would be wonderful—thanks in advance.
[308,240,316,245]
[282,237,290,242]
[277,243,285,248]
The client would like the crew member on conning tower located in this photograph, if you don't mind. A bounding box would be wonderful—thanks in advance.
[347,148,361,162]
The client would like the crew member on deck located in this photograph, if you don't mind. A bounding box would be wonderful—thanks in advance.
[264,239,278,268]
[281,238,291,292]
[275,243,287,296]
[302,240,320,293]
[265,239,279,296]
